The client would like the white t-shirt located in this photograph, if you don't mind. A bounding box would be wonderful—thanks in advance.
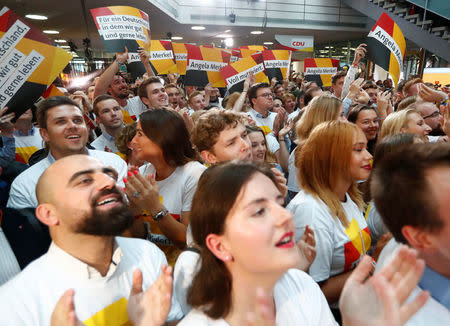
[266,132,280,155]
[7,149,128,209]
[174,250,202,315]
[287,191,371,283]
[0,227,20,286]
[376,239,450,325]
[287,148,300,192]
[365,202,388,245]
[13,126,44,164]
[121,96,147,124]
[178,269,337,326]
[139,161,206,264]
[247,108,277,135]
[0,237,183,325]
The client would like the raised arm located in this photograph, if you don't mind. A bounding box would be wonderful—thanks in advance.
[94,47,129,98]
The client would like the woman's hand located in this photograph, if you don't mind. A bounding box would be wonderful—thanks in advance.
[278,119,293,139]
[296,225,316,272]
[124,170,163,215]
[271,168,287,198]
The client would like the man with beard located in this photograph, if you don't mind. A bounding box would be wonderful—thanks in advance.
[0,155,183,325]
[7,96,127,209]
[94,47,151,122]
[416,101,447,140]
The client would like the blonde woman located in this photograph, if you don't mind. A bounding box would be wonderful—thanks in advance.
[287,94,346,200]
[378,108,431,141]
[287,121,372,320]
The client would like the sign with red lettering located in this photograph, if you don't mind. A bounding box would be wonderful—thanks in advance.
[274,35,313,52]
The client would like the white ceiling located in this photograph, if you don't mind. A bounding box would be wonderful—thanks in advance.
[3,0,371,57]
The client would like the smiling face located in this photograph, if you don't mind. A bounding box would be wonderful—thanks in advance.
[355,109,379,141]
[190,94,206,111]
[216,172,299,274]
[40,105,88,159]
[142,82,169,108]
[39,156,132,236]
[108,75,129,99]
[402,112,432,139]
[248,131,266,163]
[349,129,373,181]
[130,120,164,163]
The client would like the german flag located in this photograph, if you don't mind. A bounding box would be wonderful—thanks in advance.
[90,6,150,53]
[172,43,188,75]
[304,58,340,87]
[149,40,177,75]
[262,50,291,81]
[185,44,231,87]
[366,12,405,86]
[220,53,269,93]
[240,45,267,51]
[41,84,65,98]
[0,7,72,120]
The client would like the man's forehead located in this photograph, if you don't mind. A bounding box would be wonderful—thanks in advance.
[98,99,120,109]
[48,105,82,117]
[147,82,164,91]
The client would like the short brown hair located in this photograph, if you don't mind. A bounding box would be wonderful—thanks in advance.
[115,122,137,155]
[362,81,377,90]
[37,96,81,129]
[371,143,449,243]
[403,78,423,97]
[137,76,163,99]
[92,94,116,116]
[188,90,203,105]
[188,161,277,318]
[191,109,243,153]
[332,71,346,85]
[248,83,270,107]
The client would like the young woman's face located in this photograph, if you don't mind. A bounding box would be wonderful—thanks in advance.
[355,109,379,140]
[248,131,266,163]
[284,98,296,113]
[221,172,299,275]
[403,112,432,139]
[349,129,373,181]
[272,99,283,113]
[130,121,164,163]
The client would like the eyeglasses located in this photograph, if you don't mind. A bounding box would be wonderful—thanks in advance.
[258,93,274,98]
[422,111,441,120]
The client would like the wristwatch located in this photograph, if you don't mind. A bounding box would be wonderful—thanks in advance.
[151,207,169,222]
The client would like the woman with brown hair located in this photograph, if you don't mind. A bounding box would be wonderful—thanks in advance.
[287,121,372,316]
[287,94,346,200]
[124,109,206,265]
[347,104,380,155]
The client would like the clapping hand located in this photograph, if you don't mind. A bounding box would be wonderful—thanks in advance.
[51,289,85,326]
[296,225,316,272]
[0,107,15,137]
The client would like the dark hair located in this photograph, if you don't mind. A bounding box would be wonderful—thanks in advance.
[248,83,270,107]
[187,161,277,318]
[37,96,81,129]
[304,86,321,106]
[139,109,197,166]
[332,71,347,85]
[115,122,137,155]
[347,104,377,123]
[137,76,163,99]
[362,81,377,90]
[371,143,449,243]
[92,94,116,116]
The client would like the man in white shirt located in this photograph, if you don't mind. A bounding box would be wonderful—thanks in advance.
[0,155,182,325]
[7,96,127,209]
[371,143,450,325]
[137,76,169,109]
[247,83,278,135]
[91,95,124,153]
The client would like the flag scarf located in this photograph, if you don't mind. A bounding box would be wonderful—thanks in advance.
[261,50,291,81]
[185,45,231,87]
[172,43,188,75]
[220,53,269,93]
[149,40,177,75]
[90,6,150,53]
[366,12,405,86]
[304,58,340,87]
[0,7,72,118]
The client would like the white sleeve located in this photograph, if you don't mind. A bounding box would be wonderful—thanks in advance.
[341,65,358,100]
[266,133,280,154]
[173,250,201,315]
[7,176,36,209]
[181,164,206,212]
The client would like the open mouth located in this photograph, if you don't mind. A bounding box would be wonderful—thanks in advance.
[276,231,294,248]
[96,194,121,207]
[66,135,81,140]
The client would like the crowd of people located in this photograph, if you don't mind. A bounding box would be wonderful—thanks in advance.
[0,42,448,326]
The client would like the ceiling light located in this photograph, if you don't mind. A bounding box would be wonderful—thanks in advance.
[224,29,231,33]
[216,34,232,38]
[224,38,234,47]
[60,45,70,49]
[251,30,264,35]
[55,39,67,43]
[264,42,273,45]
[25,14,48,20]
[43,30,59,34]
[171,36,183,40]
[192,26,205,30]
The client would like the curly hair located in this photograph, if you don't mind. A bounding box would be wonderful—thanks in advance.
[191,109,244,153]
[114,122,137,155]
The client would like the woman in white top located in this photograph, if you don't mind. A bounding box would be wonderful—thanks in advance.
[125,109,206,265]
[287,121,372,310]
[179,162,336,326]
